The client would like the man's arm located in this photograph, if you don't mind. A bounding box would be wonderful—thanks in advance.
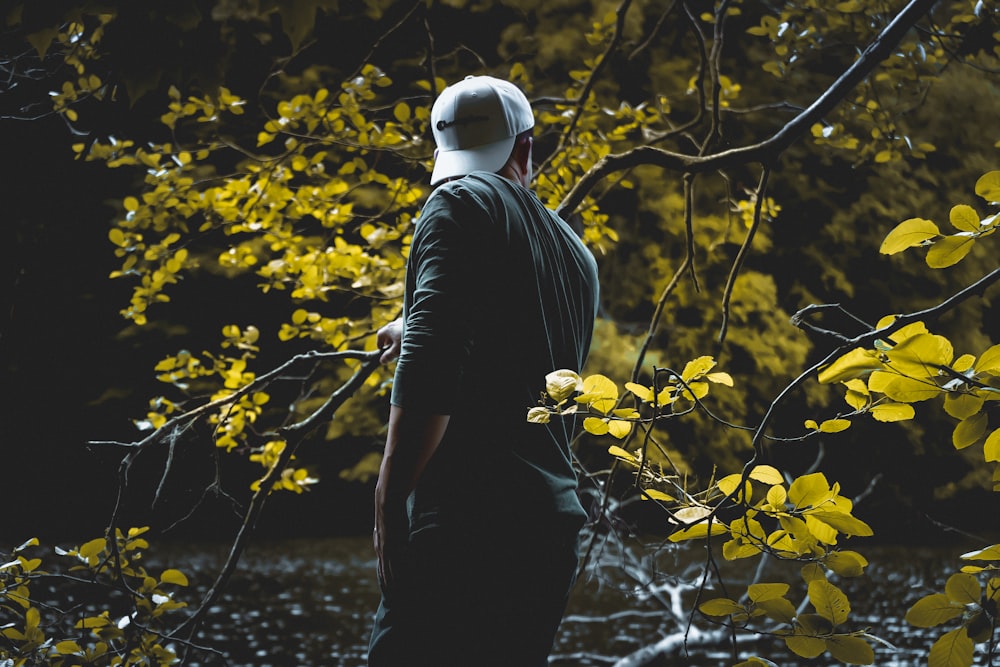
[373,405,450,592]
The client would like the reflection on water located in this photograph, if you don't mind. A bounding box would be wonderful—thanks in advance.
[148,537,966,666]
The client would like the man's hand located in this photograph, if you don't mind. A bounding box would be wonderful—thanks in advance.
[377,318,403,364]
[373,484,408,596]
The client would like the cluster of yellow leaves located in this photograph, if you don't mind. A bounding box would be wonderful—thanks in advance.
[880,171,1000,268]
[812,172,1000,489]
[670,468,878,664]
[818,317,1000,487]
[1,529,188,666]
[904,545,1000,667]
[527,356,733,439]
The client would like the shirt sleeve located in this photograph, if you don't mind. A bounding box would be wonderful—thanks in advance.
[389,190,479,414]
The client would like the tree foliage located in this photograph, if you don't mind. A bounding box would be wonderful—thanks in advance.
[3,0,1000,664]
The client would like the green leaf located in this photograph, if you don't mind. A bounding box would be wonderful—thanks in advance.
[905,593,963,627]
[952,413,987,450]
[880,217,939,254]
[809,579,851,626]
[926,234,976,268]
[944,573,980,605]
[928,628,974,667]
[975,170,1000,202]
[825,635,875,665]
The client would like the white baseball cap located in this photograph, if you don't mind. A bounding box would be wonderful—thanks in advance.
[429,75,535,185]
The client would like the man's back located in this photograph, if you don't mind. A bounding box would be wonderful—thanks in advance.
[391,171,599,530]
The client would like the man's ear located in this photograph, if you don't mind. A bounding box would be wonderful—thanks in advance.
[513,135,533,178]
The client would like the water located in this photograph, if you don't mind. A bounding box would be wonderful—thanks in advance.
[140,536,981,666]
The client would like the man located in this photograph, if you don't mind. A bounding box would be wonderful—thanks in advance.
[368,74,600,666]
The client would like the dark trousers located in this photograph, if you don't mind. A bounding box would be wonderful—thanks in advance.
[368,518,582,667]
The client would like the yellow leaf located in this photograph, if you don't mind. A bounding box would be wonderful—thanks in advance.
[749,465,784,485]
[160,568,189,586]
[975,344,1000,373]
[975,170,1000,202]
[808,510,874,537]
[961,544,1000,561]
[706,371,734,386]
[985,428,1000,462]
[949,204,981,232]
[608,445,637,463]
[805,514,839,544]
[808,579,850,626]
[642,488,674,502]
[681,355,716,381]
[669,520,728,542]
[526,407,551,424]
[844,379,869,410]
[607,419,632,439]
[393,102,411,123]
[825,550,869,577]
[885,333,954,373]
[625,381,652,402]
[788,472,833,509]
[819,419,851,433]
[880,217,939,254]
[700,597,744,617]
[817,348,882,384]
[79,538,106,560]
[944,573,980,605]
[952,413,987,450]
[943,393,983,421]
[926,234,976,268]
[717,473,751,502]
[870,402,915,422]
[927,628,974,667]
[785,635,826,659]
[766,484,787,507]
[825,635,875,665]
[747,582,790,602]
[578,374,618,413]
[545,369,582,402]
[583,417,609,435]
[869,372,940,402]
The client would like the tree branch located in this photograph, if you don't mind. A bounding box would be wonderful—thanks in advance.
[556,0,940,220]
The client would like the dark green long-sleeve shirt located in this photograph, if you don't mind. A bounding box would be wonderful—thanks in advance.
[390,171,599,530]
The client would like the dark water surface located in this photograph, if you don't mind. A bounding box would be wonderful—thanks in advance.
[148,536,979,666]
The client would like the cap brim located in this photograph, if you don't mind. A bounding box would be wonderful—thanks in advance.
[430,136,516,186]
